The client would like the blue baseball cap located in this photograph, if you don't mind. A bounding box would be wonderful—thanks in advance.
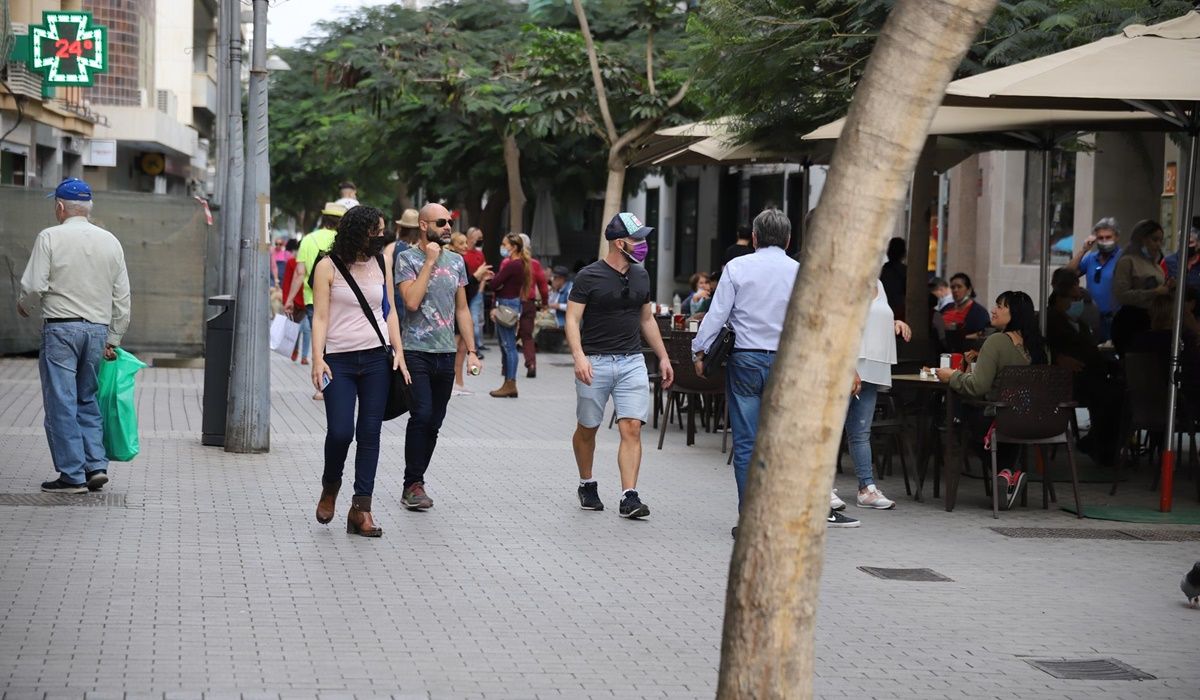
[604,212,654,240]
[49,177,93,201]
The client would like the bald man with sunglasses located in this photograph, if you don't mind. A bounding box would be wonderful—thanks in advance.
[394,203,482,511]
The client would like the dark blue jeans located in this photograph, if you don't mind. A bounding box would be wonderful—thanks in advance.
[322,348,390,496]
[726,350,777,511]
[404,350,456,488]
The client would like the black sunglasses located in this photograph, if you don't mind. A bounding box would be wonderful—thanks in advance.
[424,218,451,228]
[1093,266,1103,284]
[620,274,630,299]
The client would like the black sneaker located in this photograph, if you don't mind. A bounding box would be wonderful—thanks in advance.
[86,470,108,492]
[578,481,604,511]
[826,509,860,528]
[731,526,738,539]
[41,478,87,494]
[619,490,650,519]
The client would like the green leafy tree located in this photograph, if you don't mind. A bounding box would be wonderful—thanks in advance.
[691,0,1193,149]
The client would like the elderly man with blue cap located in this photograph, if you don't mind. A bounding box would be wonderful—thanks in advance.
[18,178,131,494]
[564,213,674,520]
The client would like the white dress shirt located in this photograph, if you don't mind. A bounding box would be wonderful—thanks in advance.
[19,216,131,346]
[692,246,799,355]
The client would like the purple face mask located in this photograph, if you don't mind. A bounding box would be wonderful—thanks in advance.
[622,239,649,264]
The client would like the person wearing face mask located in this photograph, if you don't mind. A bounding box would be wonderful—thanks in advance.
[1165,220,1200,316]
[1068,217,1123,342]
[1111,219,1173,353]
[1044,268,1121,465]
[310,206,410,537]
[394,203,483,512]
[566,213,674,520]
[486,233,533,398]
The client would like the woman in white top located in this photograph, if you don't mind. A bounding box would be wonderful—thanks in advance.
[311,206,410,537]
[839,279,911,514]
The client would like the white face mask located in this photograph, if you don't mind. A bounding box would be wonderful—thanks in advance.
[939,293,954,308]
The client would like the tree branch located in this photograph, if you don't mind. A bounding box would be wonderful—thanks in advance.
[646,27,656,96]
[572,0,619,145]
[666,75,693,109]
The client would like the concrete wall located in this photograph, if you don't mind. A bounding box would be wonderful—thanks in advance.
[0,186,214,355]
[1075,131,1165,249]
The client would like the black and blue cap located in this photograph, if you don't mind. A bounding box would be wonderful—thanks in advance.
[48,177,93,202]
[604,212,654,241]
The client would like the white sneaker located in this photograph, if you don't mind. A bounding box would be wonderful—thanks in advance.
[830,489,847,511]
[856,484,895,510]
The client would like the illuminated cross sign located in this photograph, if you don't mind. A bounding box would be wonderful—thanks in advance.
[28,12,108,86]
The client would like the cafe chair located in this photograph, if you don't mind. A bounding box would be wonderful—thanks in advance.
[1119,352,1199,500]
[657,334,725,449]
[984,366,1082,519]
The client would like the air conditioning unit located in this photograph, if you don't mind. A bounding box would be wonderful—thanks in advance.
[156,90,178,119]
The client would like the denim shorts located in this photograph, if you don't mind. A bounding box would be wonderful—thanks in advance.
[576,354,649,428]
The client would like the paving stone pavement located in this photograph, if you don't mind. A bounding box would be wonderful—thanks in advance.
[1,353,1198,699]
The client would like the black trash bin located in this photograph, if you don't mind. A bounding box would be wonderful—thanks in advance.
[202,295,235,447]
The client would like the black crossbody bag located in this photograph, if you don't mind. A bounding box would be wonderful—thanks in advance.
[327,253,410,421]
[703,324,736,377]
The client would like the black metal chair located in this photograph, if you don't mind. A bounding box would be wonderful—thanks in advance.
[986,366,1082,519]
[1119,352,1199,499]
[657,334,725,449]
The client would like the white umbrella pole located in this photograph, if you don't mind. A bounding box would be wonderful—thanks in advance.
[1161,128,1199,512]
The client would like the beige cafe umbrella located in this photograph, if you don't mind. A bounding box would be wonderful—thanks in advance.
[804,106,1162,335]
[943,10,1200,512]
[628,119,735,169]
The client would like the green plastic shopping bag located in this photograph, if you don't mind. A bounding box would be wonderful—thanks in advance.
[97,348,148,462]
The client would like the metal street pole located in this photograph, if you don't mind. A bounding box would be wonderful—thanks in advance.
[225,0,271,453]
[221,0,244,296]
[213,0,229,210]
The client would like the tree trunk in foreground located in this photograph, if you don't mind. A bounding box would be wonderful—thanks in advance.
[716,1,999,698]
[598,157,626,258]
[503,133,526,234]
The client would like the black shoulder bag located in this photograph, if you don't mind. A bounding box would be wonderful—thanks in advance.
[703,324,736,377]
[326,253,410,420]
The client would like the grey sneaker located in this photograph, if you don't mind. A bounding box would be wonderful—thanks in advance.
[401,483,434,511]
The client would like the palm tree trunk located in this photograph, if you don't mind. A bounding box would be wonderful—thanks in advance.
[504,133,526,234]
[716,1,1000,697]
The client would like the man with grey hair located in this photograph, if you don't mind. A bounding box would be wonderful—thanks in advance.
[1067,216,1122,341]
[18,178,131,494]
[693,209,859,535]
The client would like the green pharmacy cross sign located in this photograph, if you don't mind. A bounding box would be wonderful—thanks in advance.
[28,12,108,87]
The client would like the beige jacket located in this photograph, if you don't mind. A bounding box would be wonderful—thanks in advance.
[1113,252,1165,310]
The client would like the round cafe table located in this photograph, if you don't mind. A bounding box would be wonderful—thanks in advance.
[891,373,966,511]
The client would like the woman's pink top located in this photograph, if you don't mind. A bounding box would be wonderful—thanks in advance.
[325,258,388,354]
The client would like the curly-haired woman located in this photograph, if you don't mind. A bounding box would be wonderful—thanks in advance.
[311,206,410,537]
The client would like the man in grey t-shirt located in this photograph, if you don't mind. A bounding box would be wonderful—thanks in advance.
[394,203,482,510]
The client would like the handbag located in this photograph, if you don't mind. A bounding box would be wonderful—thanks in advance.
[493,302,520,328]
[327,253,410,421]
[703,323,736,377]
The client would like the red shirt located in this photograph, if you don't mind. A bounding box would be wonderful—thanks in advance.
[463,248,485,276]
[282,257,303,309]
[527,259,549,303]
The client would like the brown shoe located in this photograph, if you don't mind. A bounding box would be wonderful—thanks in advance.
[489,379,518,398]
[401,482,434,511]
[316,479,340,524]
[347,495,382,537]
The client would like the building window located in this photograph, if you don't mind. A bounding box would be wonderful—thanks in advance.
[674,180,699,281]
[1022,150,1076,265]
[1,152,27,186]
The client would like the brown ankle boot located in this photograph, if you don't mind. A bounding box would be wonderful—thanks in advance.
[347,495,382,537]
[315,479,341,524]
[489,379,518,398]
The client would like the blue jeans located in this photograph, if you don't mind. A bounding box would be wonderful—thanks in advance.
[726,350,776,511]
[844,382,880,489]
[404,351,456,488]
[322,348,390,496]
[298,314,312,360]
[39,321,110,484]
[469,292,484,347]
[495,298,522,380]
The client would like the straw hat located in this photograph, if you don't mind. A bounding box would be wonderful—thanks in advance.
[397,208,420,229]
[320,202,348,218]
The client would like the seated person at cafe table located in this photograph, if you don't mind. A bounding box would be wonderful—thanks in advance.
[933,291,1047,510]
[1045,268,1122,466]
[682,272,713,316]
[941,273,990,352]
